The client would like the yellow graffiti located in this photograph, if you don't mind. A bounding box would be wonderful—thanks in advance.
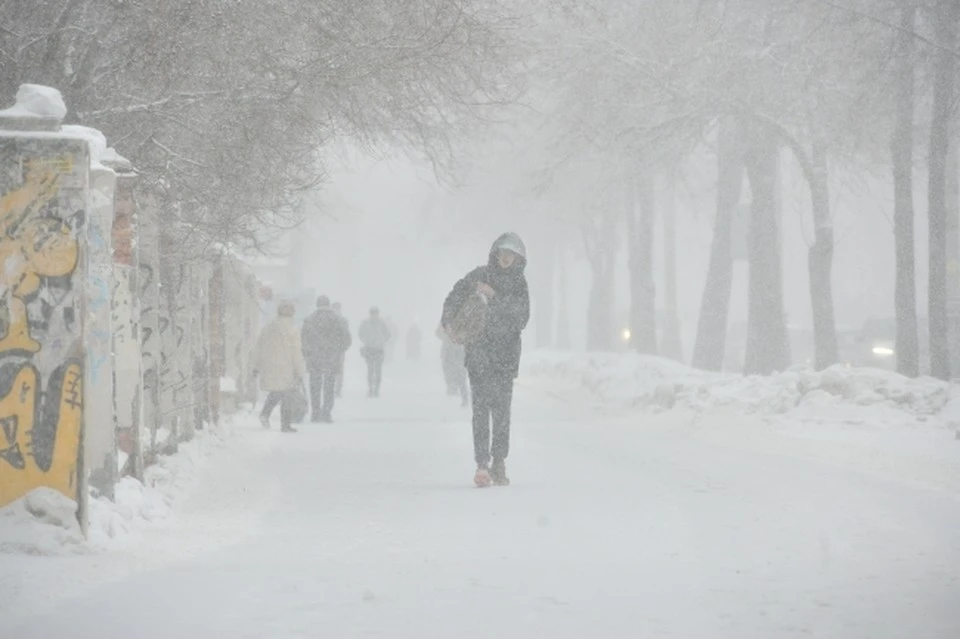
[0,362,83,506]
[0,165,80,353]
[24,156,74,175]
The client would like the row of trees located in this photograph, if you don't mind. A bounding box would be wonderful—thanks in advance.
[0,0,524,254]
[5,1,957,379]
[460,0,959,379]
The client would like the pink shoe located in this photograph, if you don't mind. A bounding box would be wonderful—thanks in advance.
[474,464,492,488]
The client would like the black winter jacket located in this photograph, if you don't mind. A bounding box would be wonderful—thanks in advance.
[441,250,530,378]
[301,308,352,371]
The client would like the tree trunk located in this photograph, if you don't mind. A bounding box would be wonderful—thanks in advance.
[534,234,556,349]
[661,173,683,360]
[808,138,839,369]
[927,0,959,381]
[627,174,657,354]
[693,116,743,370]
[586,260,614,352]
[946,127,960,373]
[892,4,919,377]
[555,245,571,350]
[583,209,618,352]
[743,124,790,375]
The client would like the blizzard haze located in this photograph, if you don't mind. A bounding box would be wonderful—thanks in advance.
[2,2,960,638]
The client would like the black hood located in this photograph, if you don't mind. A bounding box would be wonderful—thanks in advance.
[311,306,337,319]
[487,232,527,274]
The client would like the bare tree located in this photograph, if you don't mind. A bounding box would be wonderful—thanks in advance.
[693,117,744,371]
[660,173,683,360]
[0,0,525,252]
[583,200,619,351]
[891,2,921,377]
[926,0,960,380]
[743,123,790,375]
[626,166,658,355]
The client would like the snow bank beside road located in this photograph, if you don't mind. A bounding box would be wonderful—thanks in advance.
[524,351,957,429]
[0,422,238,556]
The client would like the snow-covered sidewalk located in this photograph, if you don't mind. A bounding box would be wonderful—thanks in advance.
[2,359,959,638]
[0,411,282,620]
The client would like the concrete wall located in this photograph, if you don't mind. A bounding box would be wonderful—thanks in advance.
[111,164,142,480]
[0,85,264,535]
[84,163,116,497]
[0,131,88,526]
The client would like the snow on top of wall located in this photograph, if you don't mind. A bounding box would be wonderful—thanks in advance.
[60,124,110,171]
[100,147,133,172]
[0,84,67,121]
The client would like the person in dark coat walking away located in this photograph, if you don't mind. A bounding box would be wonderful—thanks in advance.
[442,232,529,486]
[254,301,307,433]
[359,306,391,397]
[301,295,352,422]
[333,302,348,397]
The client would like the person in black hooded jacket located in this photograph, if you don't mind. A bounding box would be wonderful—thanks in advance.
[441,232,530,487]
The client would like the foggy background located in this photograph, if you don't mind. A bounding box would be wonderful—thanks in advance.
[294,147,923,361]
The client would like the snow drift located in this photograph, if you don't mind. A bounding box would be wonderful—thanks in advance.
[524,351,958,429]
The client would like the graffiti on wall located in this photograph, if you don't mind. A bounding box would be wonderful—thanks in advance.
[137,199,162,453]
[158,261,192,425]
[0,137,88,507]
[84,167,116,496]
[0,361,83,502]
[218,262,260,404]
[111,267,140,474]
[110,169,142,477]
[0,161,79,354]
[188,264,210,431]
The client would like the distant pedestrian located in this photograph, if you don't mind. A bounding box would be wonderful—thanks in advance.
[406,324,422,361]
[333,302,348,397]
[442,233,529,486]
[253,301,307,433]
[301,296,352,422]
[359,307,391,397]
[437,324,469,407]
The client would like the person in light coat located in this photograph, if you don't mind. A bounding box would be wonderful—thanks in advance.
[254,301,307,432]
[359,306,391,397]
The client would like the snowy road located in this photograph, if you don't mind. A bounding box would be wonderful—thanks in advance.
[3,360,960,638]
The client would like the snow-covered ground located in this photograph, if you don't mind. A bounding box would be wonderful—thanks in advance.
[2,353,959,638]
[525,351,957,427]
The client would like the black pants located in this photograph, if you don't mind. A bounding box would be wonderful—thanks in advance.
[309,369,337,419]
[261,391,293,429]
[365,348,385,395]
[335,355,345,397]
[468,370,514,466]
